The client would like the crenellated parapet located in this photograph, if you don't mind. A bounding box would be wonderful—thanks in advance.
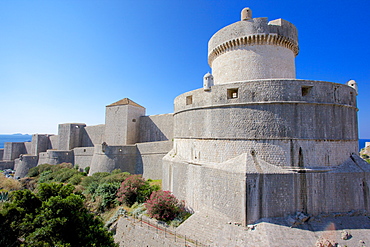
[208,8,299,84]
[208,33,299,66]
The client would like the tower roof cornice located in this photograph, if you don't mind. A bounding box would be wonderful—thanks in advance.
[208,17,299,66]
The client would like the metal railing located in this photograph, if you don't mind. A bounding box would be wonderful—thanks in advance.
[128,214,210,247]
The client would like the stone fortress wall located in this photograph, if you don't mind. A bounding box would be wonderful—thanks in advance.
[0,100,174,179]
[0,7,369,228]
[172,80,358,167]
[163,7,369,225]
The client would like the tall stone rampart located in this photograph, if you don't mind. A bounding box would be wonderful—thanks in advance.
[139,114,174,143]
[3,142,27,161]
[89,144,137,175]
[81,124,105,147]
[136,140,173,179]
[49,135,59,150]
[14,155,38,178]
[74,147,95,171]
[30,134,51,156]
[58,123,86,150]
[37,150,74,165]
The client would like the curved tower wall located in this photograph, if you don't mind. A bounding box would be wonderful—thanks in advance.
[208,18,298,84]
[172,80,358,168]
[163,8,364,225]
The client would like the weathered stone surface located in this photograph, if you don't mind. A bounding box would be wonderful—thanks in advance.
[341,230,352,240]
[105,99,145,145]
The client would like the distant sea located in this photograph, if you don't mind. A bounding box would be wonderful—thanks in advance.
[359,139,370,150]
[0,134,32,149]
[0,134,369,151]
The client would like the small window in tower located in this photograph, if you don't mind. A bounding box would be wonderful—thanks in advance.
[132,119,136,122]
[227,88,239,99]
[349,92,354,105]
[186,95,193,105]
[301,86,313,96]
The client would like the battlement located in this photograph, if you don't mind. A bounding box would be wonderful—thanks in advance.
[208,14,298,62]
[208,8,299,84]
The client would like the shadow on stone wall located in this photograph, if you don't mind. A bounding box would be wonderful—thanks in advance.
[139,117,170,143]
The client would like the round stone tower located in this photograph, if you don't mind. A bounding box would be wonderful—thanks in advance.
[163,8,365,225]
[208,7,299,84]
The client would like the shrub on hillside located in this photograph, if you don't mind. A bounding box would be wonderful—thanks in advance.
[145,190,186,222]
[27,163,74,178]
[0,183,117,247]
[27,164,52,177]
[80,172,110,188]
[95,182,121,211]
[35,167,83,184]
[0,174,22,191]
[116,175,154,206]
[68,173,85,185]
[101,172,130,184]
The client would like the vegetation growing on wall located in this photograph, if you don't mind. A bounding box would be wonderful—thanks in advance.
[1,163,192,245]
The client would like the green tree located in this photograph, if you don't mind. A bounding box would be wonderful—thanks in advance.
[0,183,117,247]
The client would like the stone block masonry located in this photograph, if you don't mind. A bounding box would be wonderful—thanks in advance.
[139,114,174,143]
[163,7,365,226]
[3,142,27,161]
[9,8,368,243]
[58,123,86,150]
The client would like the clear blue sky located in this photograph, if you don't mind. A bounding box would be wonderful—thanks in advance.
[1,0,369,137]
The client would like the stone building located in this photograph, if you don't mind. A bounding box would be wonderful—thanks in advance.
[1,8,368,226]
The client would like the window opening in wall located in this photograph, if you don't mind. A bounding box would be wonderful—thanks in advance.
[132,119,136,122]
[334,86,340,102]
[186,95,193,105]
[301,86,313,96]
[350,92,354,105]
[227,88,239,99]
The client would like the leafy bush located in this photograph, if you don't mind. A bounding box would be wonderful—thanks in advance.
[53,168,80,182]
[95,182,121,211]
[37,170,54,183]
[101,172,130,184]
[0,183,117,247]
[27,163,52,177]
[145,190,186,222]
[84,166,90,174]
[36,168,80,184]
[27,163,74,178]
[81,172,110,188]
[68,173,85,185]
[117,175,153,206]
